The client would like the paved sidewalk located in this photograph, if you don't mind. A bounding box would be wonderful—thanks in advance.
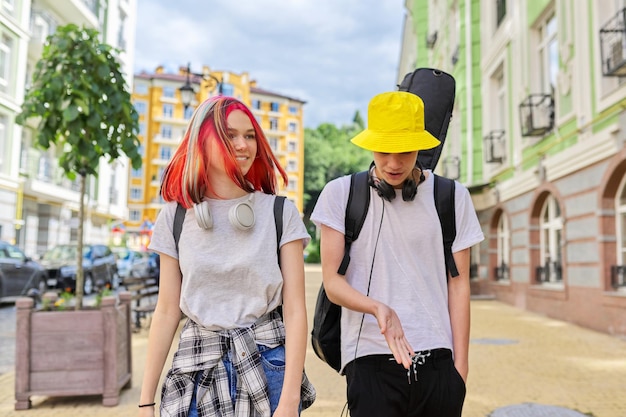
[0,265,624,416]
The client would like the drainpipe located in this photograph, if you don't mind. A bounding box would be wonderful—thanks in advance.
[465,0,473,183]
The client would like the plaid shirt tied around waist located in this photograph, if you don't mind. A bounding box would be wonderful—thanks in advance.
[160,310,316,417]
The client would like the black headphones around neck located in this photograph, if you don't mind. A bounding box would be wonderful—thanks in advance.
[368,164,425,202]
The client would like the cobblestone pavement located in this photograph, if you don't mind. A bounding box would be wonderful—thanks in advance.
[0,264,624,417]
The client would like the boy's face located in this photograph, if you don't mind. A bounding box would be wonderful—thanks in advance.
[372,151,418,188]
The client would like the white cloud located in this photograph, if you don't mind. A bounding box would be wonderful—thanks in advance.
[134,0,405,128]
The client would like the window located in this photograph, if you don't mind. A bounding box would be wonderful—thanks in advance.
[184,106,194,119]
[269,118,278,130]
[159,146,172,160]
[287,140,297,153]
[288,122,297,133]
[162,86,175,98]
[496,213,510,280]
[538,194,563,283]
[134,101,147,114]
[131,167,142,178]
[0,34,13,94]
[252,99,261,110]
[537,13,558,94]
[269,137,278,152]
[288,105,298,115]
[139,122,146,135]
[161,124,172,139]
[130,187,142,200]
[616,176,626,266]
[287,177,297,191]
[117,11,127,49]
[162,104,173,118]
[287,159,297,172]
[221,84,234,97]
[270,102,280,112]
[129,210,141,222]
[135,83,148,95]
[496,0,506,27]
[0,115,5,174]
[2,0,14,16]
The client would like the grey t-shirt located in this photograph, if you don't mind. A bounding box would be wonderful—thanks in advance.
[149,192,310,330]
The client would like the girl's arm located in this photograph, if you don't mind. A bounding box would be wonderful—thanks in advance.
[138,253,183,416]
[274,240,308,417]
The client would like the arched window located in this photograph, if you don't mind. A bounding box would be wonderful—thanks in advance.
[538,194,563,283]
[496,214,510,281]
[613,176,626,289]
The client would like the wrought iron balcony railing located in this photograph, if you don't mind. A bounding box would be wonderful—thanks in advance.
[535,261,563,284]
[495,262,509,281]
[483,130,505,164]
[519,94,554,137]
[600,8,626,76]
[610,265,626,289]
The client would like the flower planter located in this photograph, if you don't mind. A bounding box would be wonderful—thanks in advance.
[14,292,132,410]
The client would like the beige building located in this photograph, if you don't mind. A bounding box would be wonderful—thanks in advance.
[2,0,136,256]
[127,65,305,249]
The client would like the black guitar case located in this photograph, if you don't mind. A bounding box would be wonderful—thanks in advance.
[397,68,456,170]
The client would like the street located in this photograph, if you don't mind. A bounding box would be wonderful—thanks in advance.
[0,266,624,417]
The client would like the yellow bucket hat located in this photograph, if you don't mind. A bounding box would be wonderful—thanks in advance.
[351,91,441,153]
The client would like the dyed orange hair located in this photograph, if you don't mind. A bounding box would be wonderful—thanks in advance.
[160,96,288,208]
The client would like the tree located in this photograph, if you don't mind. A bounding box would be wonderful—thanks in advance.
[16,24,142,309]
[303,118,372,221]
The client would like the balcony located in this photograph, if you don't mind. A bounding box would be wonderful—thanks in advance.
[600,8,626,76]
[519,94,554,137]
[495,262,509,281]
[535,261,562,284]
[483,130,505,164]
[442,156,460,180]
[610,265,626,289]
[38,0,99,28]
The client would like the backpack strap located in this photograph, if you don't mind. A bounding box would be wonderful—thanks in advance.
[338,170,370,276]
[173,203,186,253]
[433,175,459,278]
[274,196,286,266]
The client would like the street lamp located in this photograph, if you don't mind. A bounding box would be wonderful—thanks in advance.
[179,62,195,111]
[178,62,223,110]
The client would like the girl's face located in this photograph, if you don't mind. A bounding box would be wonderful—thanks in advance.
[209,109,258,177]
[372,151,418,188]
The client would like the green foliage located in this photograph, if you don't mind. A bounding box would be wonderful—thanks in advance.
[303,113,372,219]
[15,24,142,309]
[16,24,142,176]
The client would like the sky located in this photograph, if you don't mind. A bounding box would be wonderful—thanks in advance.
[133,0,406,128]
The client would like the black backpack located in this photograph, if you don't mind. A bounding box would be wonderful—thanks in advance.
[310,68,457,373]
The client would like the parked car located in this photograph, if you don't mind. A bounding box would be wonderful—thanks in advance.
[40,244,120,295]
[114,248,152,279]
[0,241,47,302]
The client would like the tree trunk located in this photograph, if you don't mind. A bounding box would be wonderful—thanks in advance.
[75,173,86,310]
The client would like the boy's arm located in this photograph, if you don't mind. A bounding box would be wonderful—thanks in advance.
[448,247,471,382]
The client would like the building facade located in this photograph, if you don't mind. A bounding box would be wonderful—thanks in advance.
[127,66,306,249]
[401,0,626,337]
[1,0,137,257]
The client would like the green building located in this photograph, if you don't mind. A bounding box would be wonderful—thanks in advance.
[400,0,626,337]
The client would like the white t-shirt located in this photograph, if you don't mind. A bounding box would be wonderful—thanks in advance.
[310,171,484,370]
[149,192,310,330]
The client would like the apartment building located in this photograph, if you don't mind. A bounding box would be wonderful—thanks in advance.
[0,0,136,256]
[400,0,626,337]
[127,66,305,249]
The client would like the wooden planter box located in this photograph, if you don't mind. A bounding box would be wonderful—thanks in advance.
[14,292,133,410]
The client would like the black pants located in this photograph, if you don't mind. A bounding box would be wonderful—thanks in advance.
[344,349,465,417]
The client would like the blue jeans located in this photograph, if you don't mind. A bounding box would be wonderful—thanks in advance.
[188,344,287,416]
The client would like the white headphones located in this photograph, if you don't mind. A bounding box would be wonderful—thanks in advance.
[194,194,255,231]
